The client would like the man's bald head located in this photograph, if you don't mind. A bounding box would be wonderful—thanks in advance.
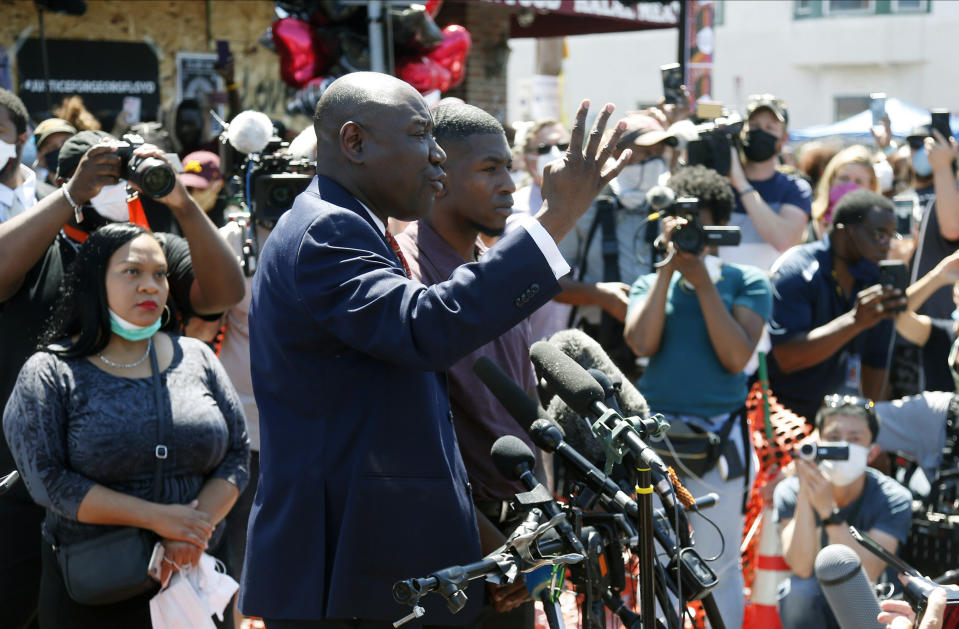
[310,72,446,223]
[313,72,423,157]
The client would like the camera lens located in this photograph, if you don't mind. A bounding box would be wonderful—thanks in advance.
[268,183,295,208]
[130,156,175,198]
[672,224,703,254]
[798,443,816,461]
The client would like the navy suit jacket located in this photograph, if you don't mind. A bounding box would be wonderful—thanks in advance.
[238,176,560,622]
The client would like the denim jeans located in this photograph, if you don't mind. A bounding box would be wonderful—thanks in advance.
[777,574,840,629]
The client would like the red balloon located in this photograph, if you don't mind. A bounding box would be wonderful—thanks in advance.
[397,56,451,94]
[426,25,471,89]
[424,0,443,18]
[272,17,329,89]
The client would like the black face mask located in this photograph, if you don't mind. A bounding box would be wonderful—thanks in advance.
[742,129,779,162]
[44,148,60,174]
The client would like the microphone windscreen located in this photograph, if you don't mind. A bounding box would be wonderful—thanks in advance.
[227,110,274,154]
[548,329,648,419]
[545,330,649,466]
[646,184,676,211]
[473,356,543,433]
[530,341,604,417]
[490,435,536,482]
[814,544,883,629]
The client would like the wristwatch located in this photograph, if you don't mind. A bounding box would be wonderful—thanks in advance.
[821,508,845,527]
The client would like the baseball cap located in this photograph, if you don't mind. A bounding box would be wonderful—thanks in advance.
[746,94,789,125]
[34,118,77,149]
[179,151,221,189]
[616,114,678,150]
[56,130,114,179]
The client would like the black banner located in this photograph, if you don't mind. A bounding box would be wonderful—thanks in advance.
[17,38,159,121]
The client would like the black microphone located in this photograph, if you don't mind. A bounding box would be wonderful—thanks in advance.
[528,419,638,517]
[530,341,667,474]
[490,435,586,555]
[473,356,553,435]
[587,368,623,415]
[814,544,883,629]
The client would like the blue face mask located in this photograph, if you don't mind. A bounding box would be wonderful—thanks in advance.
[109,308,162,341]
[913,149,933,178]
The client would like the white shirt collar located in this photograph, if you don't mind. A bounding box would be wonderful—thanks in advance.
[356,199,386,236]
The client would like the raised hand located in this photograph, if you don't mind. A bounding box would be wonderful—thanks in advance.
[64,144,122,207]
[927,129,958,172]
[853,284,900,329]
[537,100,631,242]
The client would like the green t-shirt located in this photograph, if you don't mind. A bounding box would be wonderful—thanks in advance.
[628,263,772,418]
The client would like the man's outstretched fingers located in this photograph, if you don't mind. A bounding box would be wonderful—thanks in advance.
[567,99,591,161]
[584,103,615,160]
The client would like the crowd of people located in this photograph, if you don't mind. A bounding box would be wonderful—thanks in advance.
[0,66,956,629]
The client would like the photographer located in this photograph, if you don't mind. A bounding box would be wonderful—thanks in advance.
[623,164,772,628]
[774,395,912,629]
[767,189,905,421]
[723,94,812,271]
[0,130,244,627]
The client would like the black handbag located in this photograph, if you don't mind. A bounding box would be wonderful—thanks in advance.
[651,408,745,478]
[51,342,169,605]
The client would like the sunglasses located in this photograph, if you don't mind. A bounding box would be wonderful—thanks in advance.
[530,142,569,155]
[822,394,875,414]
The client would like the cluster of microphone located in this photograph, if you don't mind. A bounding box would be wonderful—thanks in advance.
[392,331,725,629]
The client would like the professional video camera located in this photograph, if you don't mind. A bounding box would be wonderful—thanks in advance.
[242,137,313,229]
[661,195,741,255]
[686,112,744,177]
[113,133,177,198]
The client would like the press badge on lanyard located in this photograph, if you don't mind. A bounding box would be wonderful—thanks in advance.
[845,354,862,391]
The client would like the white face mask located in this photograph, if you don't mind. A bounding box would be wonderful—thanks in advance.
[535,146,564,182]
[0,138,16,170]
[819,442,869,487]
[610,158,668,209]
[90,181,130,222]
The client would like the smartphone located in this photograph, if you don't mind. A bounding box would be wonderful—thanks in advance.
[931,109,952,141]
[660,63,684,107]
[216,39,231,69]
[893,197,916,236]
[879,260,908,291]
[850,526,959,629]
[147,541,165,583]
[870,93,886,126]
[122,96,141,125]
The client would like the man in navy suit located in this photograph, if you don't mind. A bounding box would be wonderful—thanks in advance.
[239,72,629,628]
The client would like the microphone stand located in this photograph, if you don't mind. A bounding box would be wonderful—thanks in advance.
[635,462,657,629]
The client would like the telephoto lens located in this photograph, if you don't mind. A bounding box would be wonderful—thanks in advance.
[126,154,176,198]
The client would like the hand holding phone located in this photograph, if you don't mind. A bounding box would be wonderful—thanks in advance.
[660,63,685,107]
[879,260,909,313]
[931,109,952,143]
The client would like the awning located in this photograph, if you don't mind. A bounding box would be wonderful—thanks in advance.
[479,0,679,38]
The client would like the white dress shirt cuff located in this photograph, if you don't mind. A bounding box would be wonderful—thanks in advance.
[514,215,571,279]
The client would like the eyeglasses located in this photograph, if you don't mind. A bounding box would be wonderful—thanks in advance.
[856,224,902,244]
[530,142,569,155]
[822,394,875,413]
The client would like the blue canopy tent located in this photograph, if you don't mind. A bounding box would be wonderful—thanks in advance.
[790,98,958,141]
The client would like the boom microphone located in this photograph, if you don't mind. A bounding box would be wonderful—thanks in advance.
[225,110,275,154]
[814,544,883,629]
[473,356,557,435]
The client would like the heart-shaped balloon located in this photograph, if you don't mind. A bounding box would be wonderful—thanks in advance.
[426,25,471,89]
[424,0,443,18]
[397,56,450,94]
[273,17,328,88]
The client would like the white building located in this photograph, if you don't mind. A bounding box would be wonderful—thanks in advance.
[508,0,958,130]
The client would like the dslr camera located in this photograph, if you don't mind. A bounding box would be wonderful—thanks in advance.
[663,196,740,255]
[798,441,850,462]
[686,113,744,177]
[112,134,177,198]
